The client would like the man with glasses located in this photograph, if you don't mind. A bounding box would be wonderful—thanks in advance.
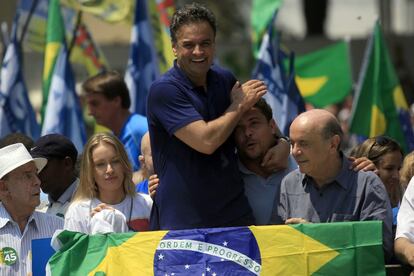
[277,109,393,261]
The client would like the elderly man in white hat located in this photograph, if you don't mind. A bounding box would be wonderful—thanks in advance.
[0,143,63,275]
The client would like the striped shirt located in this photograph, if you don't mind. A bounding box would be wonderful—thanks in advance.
[0,203,63,276]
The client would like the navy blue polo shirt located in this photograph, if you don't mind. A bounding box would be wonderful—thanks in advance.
[147,61,252,230]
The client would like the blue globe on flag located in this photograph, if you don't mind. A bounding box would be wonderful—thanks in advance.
[153,227,262,275]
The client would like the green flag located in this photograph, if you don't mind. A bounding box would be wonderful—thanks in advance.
[46,222,384,275]
[42,0,65,122]
[251,0,283,57]
[349,21,412,152]
[294,41,352,108]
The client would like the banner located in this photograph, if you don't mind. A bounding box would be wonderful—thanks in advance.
[46,222,385,275]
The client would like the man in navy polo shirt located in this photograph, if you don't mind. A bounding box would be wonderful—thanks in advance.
[147,3,289,230]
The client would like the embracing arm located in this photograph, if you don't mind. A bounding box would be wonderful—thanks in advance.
[395,238,414,267]
[175,80,267,154]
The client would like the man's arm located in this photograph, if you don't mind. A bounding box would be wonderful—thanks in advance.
[348,156,377,173]
[261,122,290,172]
[395,237,414,267]
[175,80,267,154]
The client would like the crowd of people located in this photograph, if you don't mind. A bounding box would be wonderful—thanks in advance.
[1,2,414,275]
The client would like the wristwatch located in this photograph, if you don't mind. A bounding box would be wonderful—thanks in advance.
[278,136,291,144]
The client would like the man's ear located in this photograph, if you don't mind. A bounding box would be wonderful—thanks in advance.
[138,155,145,167]
[113,95,122,108]
[172,43,178,57]
[269,119,277,134]
[331,134,341,151]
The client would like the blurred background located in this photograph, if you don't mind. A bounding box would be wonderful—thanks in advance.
[1,0,414,157]
[1,0,413,108]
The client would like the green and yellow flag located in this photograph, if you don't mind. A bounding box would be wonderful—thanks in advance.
[294,41,352,108]
[18,0,108,77]
[62,0,133,22]
[150,0,175,73]
[349,21,414,153]
[47,222,385,275]
[251,0,283,57]
[42,0,66,122]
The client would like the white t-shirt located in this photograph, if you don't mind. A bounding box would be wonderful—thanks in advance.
[64,193,152,234]
[396,176,414,241]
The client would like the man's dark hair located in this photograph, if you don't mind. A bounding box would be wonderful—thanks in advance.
[82,70,130,109]
[0,133,34,150]
[253,98,273,121]
[170,2,217,43]
[321,116,343,150]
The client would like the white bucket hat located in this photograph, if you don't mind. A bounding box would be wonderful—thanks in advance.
[0,143,47,179]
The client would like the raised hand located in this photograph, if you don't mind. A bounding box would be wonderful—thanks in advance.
[231,80,267,113]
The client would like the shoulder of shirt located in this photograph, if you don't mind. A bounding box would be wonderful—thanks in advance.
[280,169,304,189]
[210,64,232,73]
[128,113,147,122]
[355,169,384,189]
[134,193,153,204]
[67,198,91,210]
[33,211,64,224]
[283,168,302,180]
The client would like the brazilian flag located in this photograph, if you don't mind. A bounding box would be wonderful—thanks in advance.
[349,21,414,153]
[46,222,384,275]
[42,0,65,122]
[294,41,352,108]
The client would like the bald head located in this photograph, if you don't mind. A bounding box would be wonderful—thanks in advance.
[141,132,151,155]
[291,109,343,143]
[290,109,343,182]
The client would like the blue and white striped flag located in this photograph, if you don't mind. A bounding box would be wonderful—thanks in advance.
[0,14,40,139]
[252,11,305,135]
[41,45,86,151]
[124,0,160,116]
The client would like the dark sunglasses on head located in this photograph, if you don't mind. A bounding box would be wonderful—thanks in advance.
[374,136,391,146]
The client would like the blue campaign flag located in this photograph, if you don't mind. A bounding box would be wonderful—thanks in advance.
[252,11,305,135]
[41,45,86,152]
[0,14,40,139]
[125,0,160,116]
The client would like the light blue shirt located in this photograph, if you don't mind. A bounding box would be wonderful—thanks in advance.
[119,113,148,171]
[239,156,297,225]
[0,203,63,276]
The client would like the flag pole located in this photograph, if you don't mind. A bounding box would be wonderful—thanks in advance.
[0,22,9,60]
[343,36,353,93]
[19,0,39,43]
[68,11,82,57]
